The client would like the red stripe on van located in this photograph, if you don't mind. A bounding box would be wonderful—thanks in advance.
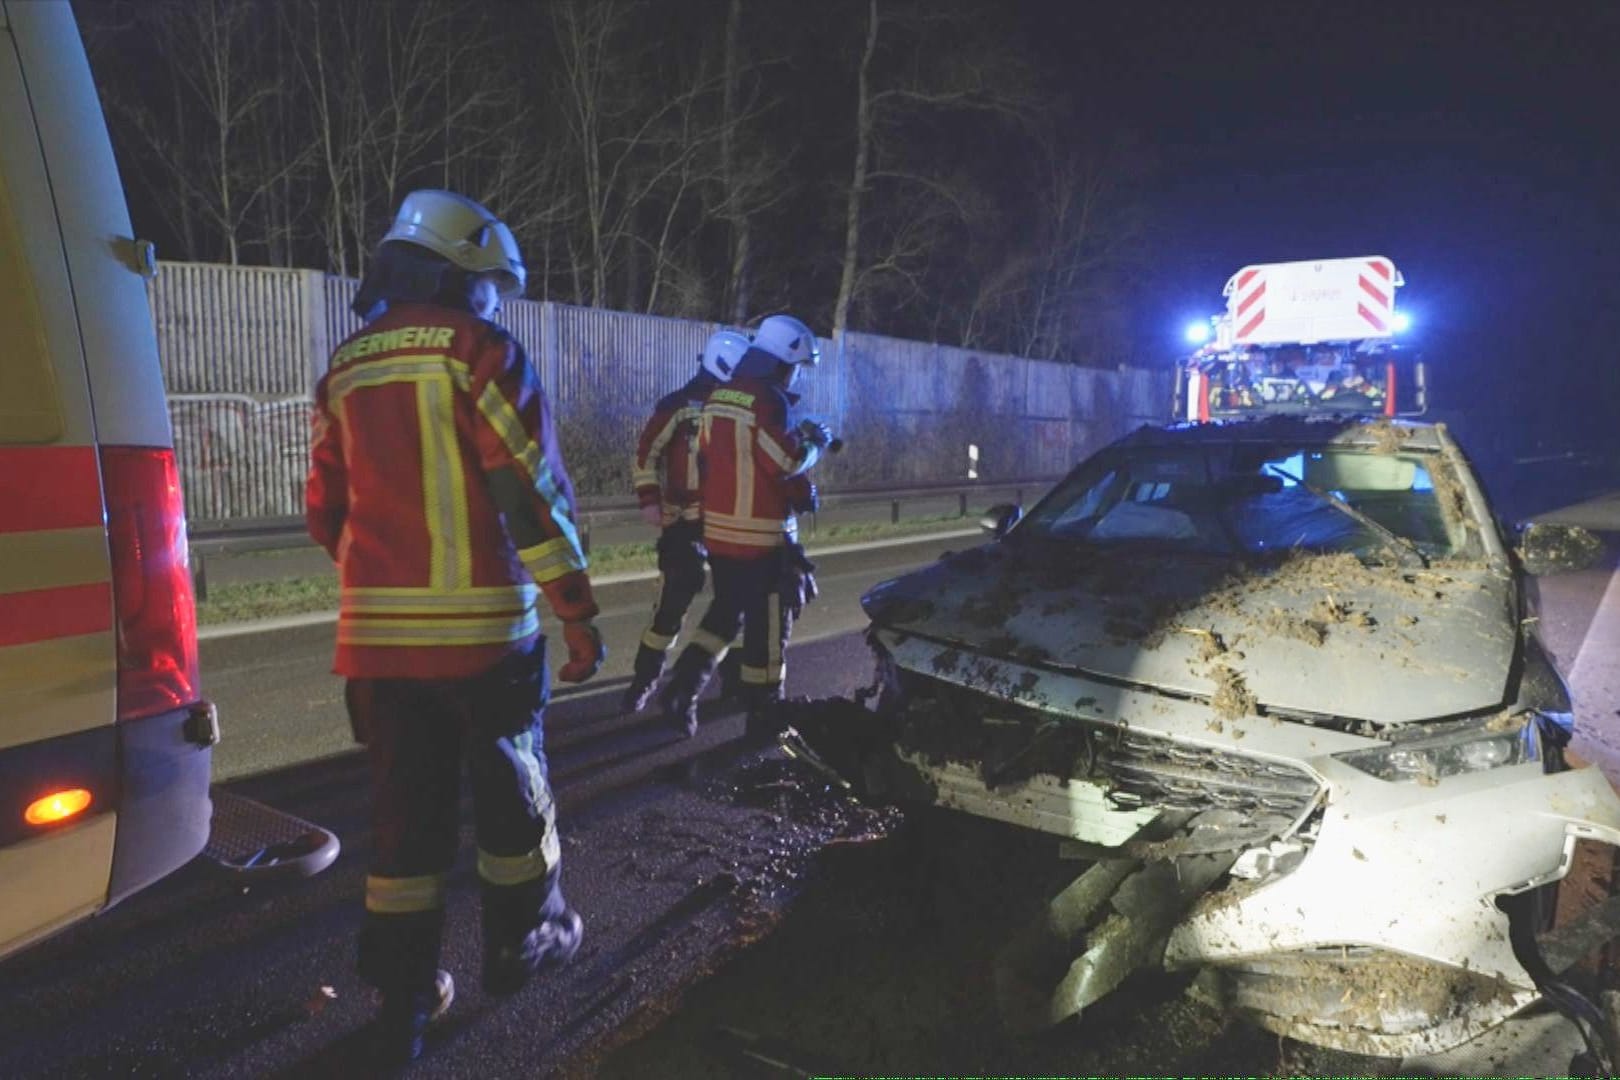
[0,582,112,647]
[0,446,102,534]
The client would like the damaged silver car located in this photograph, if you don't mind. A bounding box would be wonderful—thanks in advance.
[786,415,1619,1068]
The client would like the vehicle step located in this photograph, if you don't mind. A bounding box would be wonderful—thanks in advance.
[203,788,340,880]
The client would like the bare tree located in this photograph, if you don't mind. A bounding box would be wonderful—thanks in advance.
[548,0,701,308]
[952,125,1147,363]
[713,0,792,322]
[830,0,1033,338]
[109,0,308,264]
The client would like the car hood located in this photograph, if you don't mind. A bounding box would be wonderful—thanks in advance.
[862,540,1516,724]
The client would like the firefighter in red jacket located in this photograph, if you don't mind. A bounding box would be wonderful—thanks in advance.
[659,314,829,737]
[622,328,751,714]
[306,189,604,1066]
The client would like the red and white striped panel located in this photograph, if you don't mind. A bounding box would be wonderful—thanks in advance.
[1232,268,1267,343]
[1356,258,1395,333]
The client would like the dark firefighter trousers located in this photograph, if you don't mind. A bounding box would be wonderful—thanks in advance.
[345,638,566,996]
[666,548,795,708]
[630,519,708,687]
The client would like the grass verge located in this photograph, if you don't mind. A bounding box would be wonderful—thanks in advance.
[197,511,986,626]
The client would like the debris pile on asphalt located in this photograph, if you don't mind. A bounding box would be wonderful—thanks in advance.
[704,753,901,908]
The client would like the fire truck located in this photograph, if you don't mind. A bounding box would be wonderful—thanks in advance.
[1174,256,1428,423]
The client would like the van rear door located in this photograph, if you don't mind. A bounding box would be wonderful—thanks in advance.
[0,0,122,958]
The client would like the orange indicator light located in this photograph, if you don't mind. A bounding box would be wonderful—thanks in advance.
[24,789,92,826]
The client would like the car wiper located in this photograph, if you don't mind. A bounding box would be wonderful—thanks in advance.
[1263,464,1430,568]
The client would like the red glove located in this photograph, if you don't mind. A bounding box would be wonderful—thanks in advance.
[639,502,664,528]
[541,570,599,624]
[559,620,605,683]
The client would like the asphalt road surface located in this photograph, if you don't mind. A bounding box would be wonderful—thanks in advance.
[0,536,963,1080]
[200,532,972,782]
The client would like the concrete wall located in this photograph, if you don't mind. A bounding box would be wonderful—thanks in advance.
[146,262,1169,523]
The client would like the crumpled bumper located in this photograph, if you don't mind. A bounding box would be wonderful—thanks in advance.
[1167,760,1620,1056]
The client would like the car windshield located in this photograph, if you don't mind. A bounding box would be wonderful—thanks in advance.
[1019,440,1479,561]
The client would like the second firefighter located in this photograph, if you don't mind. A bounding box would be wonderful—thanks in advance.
[623,328,751,713]
[660,314,829,737]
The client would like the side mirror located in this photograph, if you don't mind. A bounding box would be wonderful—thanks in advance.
[1515,521,1604,576]
[979,503,1023,539]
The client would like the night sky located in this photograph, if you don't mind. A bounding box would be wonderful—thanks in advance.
[88,0,1618,480]
[1020,1,1618,461]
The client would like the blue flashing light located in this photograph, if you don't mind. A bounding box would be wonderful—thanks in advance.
[1391,312,1412,333]
[1184,321,1211,345]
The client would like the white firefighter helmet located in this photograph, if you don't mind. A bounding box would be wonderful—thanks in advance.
[382,189,526,298]
[752,314,820,366]
[701,329,749,382]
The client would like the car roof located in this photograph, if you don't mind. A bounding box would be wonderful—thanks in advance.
[1116,414,1445,452]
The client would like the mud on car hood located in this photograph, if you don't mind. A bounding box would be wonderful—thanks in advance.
[862,540,1516,725]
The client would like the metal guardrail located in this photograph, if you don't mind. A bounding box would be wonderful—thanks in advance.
[185,477,1058,601]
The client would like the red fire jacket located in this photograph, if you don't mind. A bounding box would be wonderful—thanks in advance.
[631,375,713,527]
[306,303,596,679]
[697,376,816,560]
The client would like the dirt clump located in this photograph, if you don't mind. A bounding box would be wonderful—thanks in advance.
[1261,608,1327,647]
[1355,419,1412,455]
[1311,594,1376,629]
[1187,627,1229,662]
[1209,665,1257,721]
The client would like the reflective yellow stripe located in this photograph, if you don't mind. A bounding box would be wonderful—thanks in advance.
[441,388,473,589]
[417,380,448,588]
[0,630,110,694]
[477,843,558,888]
[704,509,792,532]
[757,430,798,473]
[339,610,541,647]
[518,535,588,585]
[0,527,107,593]
[735,416,754,519]
[346,585,536,600]
[341,585,536,615]
[475,380,586,560]
[328,354,470,405]
[704,524,786,549]
[635,411,684,483]
[642,628,676,652]
[767,592,784,682]
[705,404,756,426]
[408,375,472,590]
[365,873,448,914]
[689,628,731,657]
[740,663,771,685]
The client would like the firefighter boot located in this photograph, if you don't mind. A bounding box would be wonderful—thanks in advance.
[483,909,584,996]
[742,685,786,745]
[360,910,451,1067]
[659,645,718,738]
[620,642,668,714]
[482,872,585,996]
[375,969,454,1069]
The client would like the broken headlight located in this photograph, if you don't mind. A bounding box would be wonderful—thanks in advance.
[1333,717,1538,784]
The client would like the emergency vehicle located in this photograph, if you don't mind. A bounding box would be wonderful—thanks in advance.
[1174,256,1428,423]
[0,0,330,964]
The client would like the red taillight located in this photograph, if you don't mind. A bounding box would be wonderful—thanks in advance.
[100,446,199,721]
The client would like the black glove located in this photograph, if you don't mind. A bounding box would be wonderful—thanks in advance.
[779,543,819,619]
[798,420,833,448]
[786,475,819,514]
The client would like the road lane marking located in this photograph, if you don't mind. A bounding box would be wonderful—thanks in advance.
[1571,562,1620,728]
[197,530,979,641]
